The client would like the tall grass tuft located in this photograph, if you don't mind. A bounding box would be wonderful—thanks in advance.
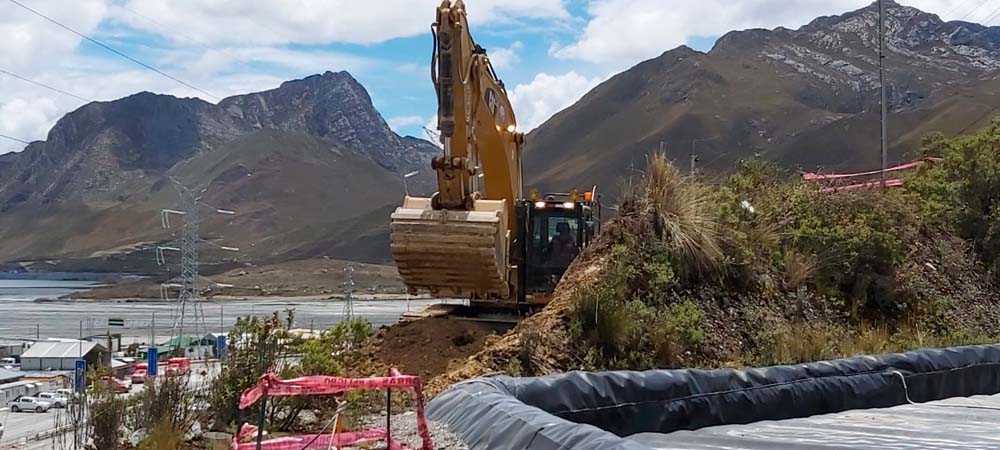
[783,249,820,290]
[643,152,724,274]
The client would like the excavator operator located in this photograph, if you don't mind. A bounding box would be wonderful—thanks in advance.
[547,222,579,269]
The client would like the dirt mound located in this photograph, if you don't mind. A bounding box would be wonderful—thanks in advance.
[370,318,502,379]
[427,219,627,395]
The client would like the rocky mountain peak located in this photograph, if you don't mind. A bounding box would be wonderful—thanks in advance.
[218,71,435,172]
[0,71,438,210]
[523,1,1000,195]
[708,1,1000,116]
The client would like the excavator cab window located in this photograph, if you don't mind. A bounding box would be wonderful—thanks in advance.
[521,202,593,295]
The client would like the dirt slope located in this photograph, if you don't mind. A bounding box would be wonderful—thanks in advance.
[427,223,617,395]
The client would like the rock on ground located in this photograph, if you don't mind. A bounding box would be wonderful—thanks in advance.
[362,412,468,450]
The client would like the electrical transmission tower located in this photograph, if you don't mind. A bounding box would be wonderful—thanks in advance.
[156,178,237,355]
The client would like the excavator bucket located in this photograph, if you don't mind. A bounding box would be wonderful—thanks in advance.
[390,197,510,299]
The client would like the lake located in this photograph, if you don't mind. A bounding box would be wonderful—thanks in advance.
[0,279,437,342]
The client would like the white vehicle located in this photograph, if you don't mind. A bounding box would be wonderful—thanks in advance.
[37,392,68,408]
[55,388,80,404]
[7,396,51,413]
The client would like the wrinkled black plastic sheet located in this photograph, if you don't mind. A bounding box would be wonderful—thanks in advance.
[428,345,1000,450]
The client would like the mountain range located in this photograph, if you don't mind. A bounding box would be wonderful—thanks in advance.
[0,71,437,271]
[1,1,998,273]
[524,0,1000,193]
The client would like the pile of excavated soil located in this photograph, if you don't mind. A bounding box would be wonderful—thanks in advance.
[368,318,502,379]
[426,219,626,396]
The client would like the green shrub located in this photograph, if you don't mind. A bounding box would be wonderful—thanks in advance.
[574,282,636,355]
[642,250,676,294]
[652,300,706,366]
[569,129,1000,373]
[910,120,1000,277]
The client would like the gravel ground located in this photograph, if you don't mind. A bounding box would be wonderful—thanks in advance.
[362,412,468,450]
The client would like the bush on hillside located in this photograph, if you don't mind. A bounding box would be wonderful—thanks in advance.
[909,119,1000,280]
[569,126,1000,371]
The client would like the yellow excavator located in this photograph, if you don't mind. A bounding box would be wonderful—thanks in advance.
[390,0,600,313]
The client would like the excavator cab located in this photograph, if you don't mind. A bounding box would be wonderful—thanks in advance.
[516,192,600,303]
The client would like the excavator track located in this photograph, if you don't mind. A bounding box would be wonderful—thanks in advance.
[390,197,510,299]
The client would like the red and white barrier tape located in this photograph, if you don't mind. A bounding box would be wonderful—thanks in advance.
[236,368,433,450]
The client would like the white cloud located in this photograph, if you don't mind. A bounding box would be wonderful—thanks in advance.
[555,0,972,66]
[1,0,110,73]
[175,46,375,79]
[387,115,427,131]
[120,0,568,46]
[510,71,604,131]
[0,66,287,150]
[0,0,569,154]
[0,95,65,144]
[489,41,524,70]
[423,117,442,147]
[1,0,981,156]
[396,63,421,74]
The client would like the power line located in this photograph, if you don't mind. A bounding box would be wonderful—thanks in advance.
[944,0,979,18]
[0,134,31,145]
[959,0,994,21]
[6,0,219,100]
[0,68,92,102]
[982,4,1000,23]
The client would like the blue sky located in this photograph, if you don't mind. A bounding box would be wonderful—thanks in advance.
[0,0,983,153]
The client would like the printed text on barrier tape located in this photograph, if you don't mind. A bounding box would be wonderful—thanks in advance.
[240,373,421,409]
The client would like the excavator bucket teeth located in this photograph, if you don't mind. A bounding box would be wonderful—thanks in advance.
[390,197,510,299]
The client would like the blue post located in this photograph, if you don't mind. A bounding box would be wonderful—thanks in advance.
[216,335,227,359]
[74,360,87,393]
[147,347,159,377]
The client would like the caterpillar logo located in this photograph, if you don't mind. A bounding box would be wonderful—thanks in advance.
[484,88,508,124]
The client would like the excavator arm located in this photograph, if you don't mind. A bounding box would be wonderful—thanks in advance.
[431,0,523,213]
[390,0,524,300]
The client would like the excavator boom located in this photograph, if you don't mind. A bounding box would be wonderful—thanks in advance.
[390,0,523,300]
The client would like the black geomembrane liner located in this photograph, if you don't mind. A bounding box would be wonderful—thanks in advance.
[428,345,1000,450]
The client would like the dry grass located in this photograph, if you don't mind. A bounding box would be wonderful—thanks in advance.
[783,249,820,290]
[756,321,995,367]
[633,153,724,274]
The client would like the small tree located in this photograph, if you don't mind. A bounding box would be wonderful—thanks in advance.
[208,311,292,431]
[128,373,200,446]
[89,381,130,450]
